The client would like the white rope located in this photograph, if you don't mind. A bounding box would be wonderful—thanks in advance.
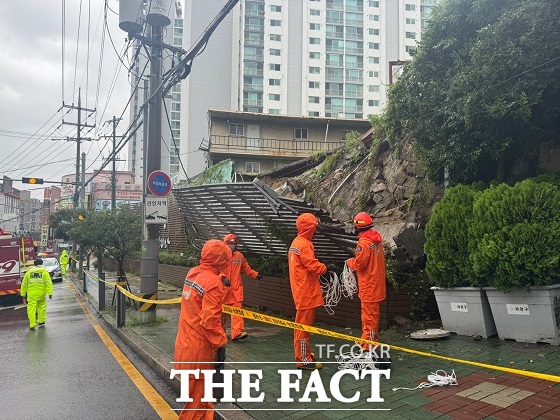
[337,351,378,371]
[341,263,357,298]
[320,271,342,315]
[392,370,458,391]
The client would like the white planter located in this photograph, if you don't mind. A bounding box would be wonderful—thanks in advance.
[431,287,497,338]
[484,285,560,345]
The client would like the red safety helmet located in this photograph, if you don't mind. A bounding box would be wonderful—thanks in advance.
[353,212,373,230]
[224,233,238,245]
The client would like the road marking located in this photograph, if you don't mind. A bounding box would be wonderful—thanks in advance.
[67,280,178,419]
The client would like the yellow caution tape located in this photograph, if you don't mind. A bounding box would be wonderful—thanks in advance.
[222,305,560,383]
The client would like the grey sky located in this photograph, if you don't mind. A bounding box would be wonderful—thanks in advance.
[0,0,131,198]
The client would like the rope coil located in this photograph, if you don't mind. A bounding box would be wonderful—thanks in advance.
[392,370,458,391]
[337,351,378,371]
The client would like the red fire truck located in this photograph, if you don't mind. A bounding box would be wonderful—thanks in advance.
[0,231,37,304]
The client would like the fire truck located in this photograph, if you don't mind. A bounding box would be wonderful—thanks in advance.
[0,230,37,304]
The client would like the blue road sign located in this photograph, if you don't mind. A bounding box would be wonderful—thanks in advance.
[147,171,172,197]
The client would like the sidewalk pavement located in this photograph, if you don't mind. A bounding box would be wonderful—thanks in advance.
[72,273,560,419]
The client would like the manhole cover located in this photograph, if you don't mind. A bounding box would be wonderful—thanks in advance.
[410,329,451,340]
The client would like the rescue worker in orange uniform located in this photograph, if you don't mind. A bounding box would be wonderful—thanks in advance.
[174,239,232,419]
[288,213,335,370]
[346,212,387,352]
[222,233,262,341]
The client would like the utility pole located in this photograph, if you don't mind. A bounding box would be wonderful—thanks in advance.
[80,151,86,290]
[140,23,164,323]
[107,116,123,209]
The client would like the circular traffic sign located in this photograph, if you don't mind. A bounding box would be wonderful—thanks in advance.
[147,171,172,197]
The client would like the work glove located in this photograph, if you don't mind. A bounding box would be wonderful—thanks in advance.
[256,274,263,280]
[221,277,231,287]
[327,264,337,272]
[49,295,52,299]
[22,298,27,305]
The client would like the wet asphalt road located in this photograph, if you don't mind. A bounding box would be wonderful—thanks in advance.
[0,281,172,420]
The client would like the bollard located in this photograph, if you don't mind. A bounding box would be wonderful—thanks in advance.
[99,272,106,311]
[116,285,126,327]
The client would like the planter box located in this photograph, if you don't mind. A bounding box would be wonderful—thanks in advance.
[431,287,497,338]
[484,285,560,345]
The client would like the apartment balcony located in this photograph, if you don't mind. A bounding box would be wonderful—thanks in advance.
[245,24,264,31]
[345,91,363,98]
[243,99,263,106]
[244,54,264,62]
[345,62,364,69]
[326,17,344,24]
[325,89,343,96]
[325,74,344,82]
[325,104,344,112]
[326,45,344,53]
[345,47,363,55]
[243,84,264,91]
[345,105,363,112]
[326,32,344,40]
[243,68,263,76]
[245,9,263,17]
[345,76,363,83]
[326,2,344,11]
[345,33,363,40]
[244,37,264,47]
[326,60,344,67]
[345,5,363,12]
[345,19,364,27]
[209,135,344,158]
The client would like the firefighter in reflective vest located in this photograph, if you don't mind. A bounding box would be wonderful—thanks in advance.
[21,258,53,330]
[288,213,335,370]
[174,239,232,419]
[346,212,387,351]
[223,233,262,341]
[59,249,69,275]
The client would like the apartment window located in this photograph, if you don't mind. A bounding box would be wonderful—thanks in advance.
[268,78,280,86]
[309,66,321,74]
[369,100,380,106]
[270,63,281,71]
[269,93,280,101]
[309,81,320,88]
[270,34,281,42]
[270,5,282,12]
[369,28,379,35]
[405,4,416,11]
[368,57,380,64]
[245,162,261,174]
[309,37,321,45]
[270,48,281,56]
[310,9,321,16]
[369,1,379,6]
[309,52,321,59]
[271,19,281,27]
[171,102,181,111]
[268,109,280,115]
[369,85,380,92]
[368,70,379,77]
[294,128,308,139]
[406,18,416,24]
[368,42,380,50]
[406,32,416,39]
[310,23,321,30]
[229,123,244,136]
[309,111,320,117]
[369,15,379,22]
[309,96,320,104]
[406,46,417,54]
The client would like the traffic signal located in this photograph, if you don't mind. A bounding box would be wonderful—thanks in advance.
[22,177,44,184]
[77,213,86,221]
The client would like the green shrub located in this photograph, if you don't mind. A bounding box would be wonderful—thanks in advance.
[424,183,485,287]
[470,180,560,292]
[159,251,199,267]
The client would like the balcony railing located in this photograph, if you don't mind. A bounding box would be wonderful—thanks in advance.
[325,89,343,96]
[243,84,264,91]
[345,76,363,83]
[243,99,263,106]
[326,2,344,11]
[245,24,264,31]
[210,135,344,156]
[325,74,344,82]
[345,47,363,54]
[345,33,363,40]
[244,37,264,46]
[326,32,344,40]
[345,19,364,26]
[325,104,344,112]
[243,68,263,76]
[345,105,363,112]
[346,5,363,12]
[345,62,364,69]
[345,91,363,98]
[326,45,344,53]
[244,54,264,61]
[326,17,344,24]
[326,60,344,67]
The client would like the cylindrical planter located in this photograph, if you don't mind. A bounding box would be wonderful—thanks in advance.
[431,287,497,338]
[483,284,560,345]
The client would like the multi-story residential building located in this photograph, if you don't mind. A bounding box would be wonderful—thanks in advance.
[19,190,41,234]
[0,176,21,233]
[128,0,438,182]
[207,109,372,177]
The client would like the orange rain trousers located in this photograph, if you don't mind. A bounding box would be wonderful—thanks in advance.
[361,301,381,349]
[294,308,316,365]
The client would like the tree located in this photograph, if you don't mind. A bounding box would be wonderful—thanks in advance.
[49,208,79,241]
[384,0,560,183]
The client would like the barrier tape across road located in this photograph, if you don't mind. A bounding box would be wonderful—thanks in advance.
[82,271,560,383]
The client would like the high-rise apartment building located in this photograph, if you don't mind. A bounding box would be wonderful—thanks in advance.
[128,0,438,181]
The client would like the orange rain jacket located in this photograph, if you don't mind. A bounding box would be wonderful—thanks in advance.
[288,213,327,309]
[174,240,232,366]
[223,235,258,305]
[346,229,386,302]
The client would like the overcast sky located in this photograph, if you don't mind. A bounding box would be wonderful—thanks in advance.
[0,0,132,198]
